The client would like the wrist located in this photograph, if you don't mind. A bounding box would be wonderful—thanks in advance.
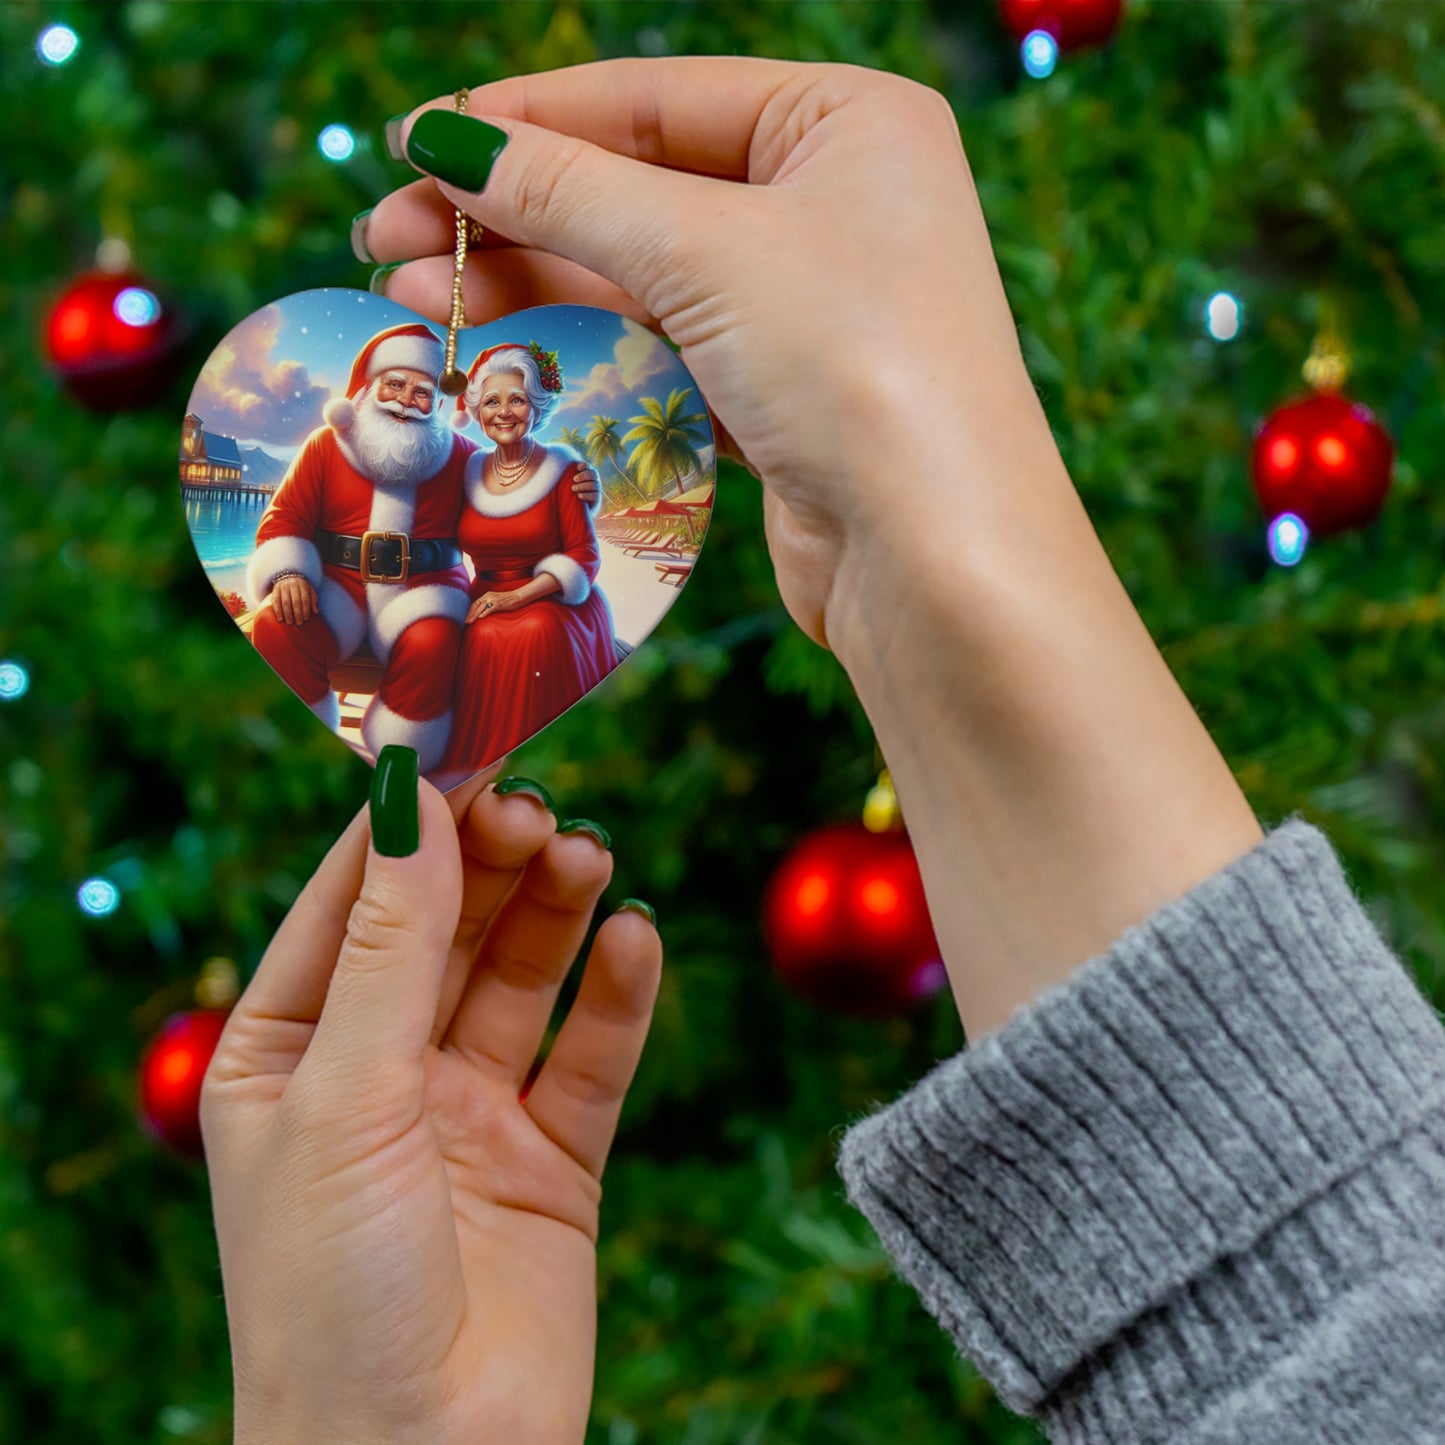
[825,430,1261,1040]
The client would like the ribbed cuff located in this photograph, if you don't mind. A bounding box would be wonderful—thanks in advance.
[838,818,1445,1438]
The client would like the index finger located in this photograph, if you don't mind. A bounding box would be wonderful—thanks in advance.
[407,56,820,183]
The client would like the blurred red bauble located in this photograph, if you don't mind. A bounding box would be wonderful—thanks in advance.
[137,1009,229,1157]
[1251,392,1394,537]
[44,270,182,410]
[763,823,945,1017]
[998,0,1125,50]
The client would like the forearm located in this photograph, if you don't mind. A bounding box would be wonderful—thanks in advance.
[826,399,1261,1041]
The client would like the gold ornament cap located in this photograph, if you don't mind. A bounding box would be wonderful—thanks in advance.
[195,956,240,1010]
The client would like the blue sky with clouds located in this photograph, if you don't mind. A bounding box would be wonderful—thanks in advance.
[185,289,711,463]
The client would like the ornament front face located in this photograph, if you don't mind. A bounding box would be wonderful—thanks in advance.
[180,291,715,788]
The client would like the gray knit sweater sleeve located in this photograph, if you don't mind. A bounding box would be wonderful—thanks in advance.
[836,819,1445,1443]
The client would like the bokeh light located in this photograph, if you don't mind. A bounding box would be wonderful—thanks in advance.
[1022,30,1059,79]
[318,124,356,162]
[37,24,79,66]
[1205,291,1242,341]
[1267,512,1309,567]
[0,661,29,701]
[77,878,121,917]
[114,287,161,328]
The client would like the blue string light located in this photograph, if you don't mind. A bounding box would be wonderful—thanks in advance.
[318,124,356,162]
[114,287,161,327]
[1022,30,1059,79]
[1267,513,1309,567]
[0,660,28,701]
[1205,292,1243,342]
[78,878,121,918]
[37,24,79,66]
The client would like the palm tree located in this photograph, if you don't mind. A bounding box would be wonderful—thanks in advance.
[584,415,647,508]
[557,425,589,456]
[622,389,709,499]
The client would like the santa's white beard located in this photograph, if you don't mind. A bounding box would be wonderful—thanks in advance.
[349,392,453,486]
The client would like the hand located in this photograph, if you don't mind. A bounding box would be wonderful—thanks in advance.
[201,768,662,1445]
[364,62,1262,1044]
[270,573,320,626]
[466,589,525,623]
[365,59,1054,655]
[570,465,600,506]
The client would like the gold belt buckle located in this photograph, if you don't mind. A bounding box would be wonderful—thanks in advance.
[359,530,411,583]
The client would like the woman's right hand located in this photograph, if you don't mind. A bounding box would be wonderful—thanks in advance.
[363,60,1262,1043]
[362,59,1063,659]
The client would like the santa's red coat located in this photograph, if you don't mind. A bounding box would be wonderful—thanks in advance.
[245,424,476,773]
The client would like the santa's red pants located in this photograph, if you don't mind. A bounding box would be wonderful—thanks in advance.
[251,608,459,721]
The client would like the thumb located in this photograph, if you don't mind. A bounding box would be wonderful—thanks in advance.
[303,746,462,1087]
[399,107,745,319]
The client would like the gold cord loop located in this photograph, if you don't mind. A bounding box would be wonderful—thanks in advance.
[438,88,475,398]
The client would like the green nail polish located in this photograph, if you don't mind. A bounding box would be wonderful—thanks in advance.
[616,898,657,927]
[369,262,402,296]
[558,818,612,850]
[494,776,555,812]
[371,745,419,857]
[405,110,509,192]
[350,208,375,265]
[384,114,408,162]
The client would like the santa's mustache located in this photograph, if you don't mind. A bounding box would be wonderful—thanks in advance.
[372,398,433,423]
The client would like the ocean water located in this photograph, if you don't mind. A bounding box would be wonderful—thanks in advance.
[184,491,271,581]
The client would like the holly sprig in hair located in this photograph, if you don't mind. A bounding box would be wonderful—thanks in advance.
[528,341,563,393]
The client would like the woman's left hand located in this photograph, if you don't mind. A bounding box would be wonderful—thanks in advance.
[202,765,662,1445]
[467,589,525,622]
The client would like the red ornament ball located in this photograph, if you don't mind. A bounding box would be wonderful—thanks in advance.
[1251,392,1394,537]
[998,0,1125,50]
[763,823,945,1017]
[44,270,181,410]
[138,1009,229,1157]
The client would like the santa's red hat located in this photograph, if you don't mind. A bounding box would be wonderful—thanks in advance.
[324,323,446,432]
[452,341,563,431]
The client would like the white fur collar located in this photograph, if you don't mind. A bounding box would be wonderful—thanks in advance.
[464,443,576,518]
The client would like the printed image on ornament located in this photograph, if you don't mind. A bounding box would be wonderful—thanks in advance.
[180,290,715,788]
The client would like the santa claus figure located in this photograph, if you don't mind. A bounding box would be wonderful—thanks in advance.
[246,323,475,774]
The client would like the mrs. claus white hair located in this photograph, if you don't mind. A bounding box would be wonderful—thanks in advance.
[456,346,557,432]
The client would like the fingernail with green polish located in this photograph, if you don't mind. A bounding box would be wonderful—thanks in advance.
[384,113,409,162]
[371,745,419,858]
[405,110,510,192]
[617,898,657,927]
[369,262,403,297]
[558,818,612,851]
[494,776,555,812]
[350,208,375,265]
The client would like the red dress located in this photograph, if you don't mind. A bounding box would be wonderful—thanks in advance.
[444,444,618,772]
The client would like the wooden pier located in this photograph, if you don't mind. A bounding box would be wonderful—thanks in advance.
[180,481,276,503]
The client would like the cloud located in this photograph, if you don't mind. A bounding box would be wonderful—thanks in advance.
[552,319,674,424]
[187,305,334,445]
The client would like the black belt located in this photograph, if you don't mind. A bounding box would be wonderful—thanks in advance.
[318,529,462,584]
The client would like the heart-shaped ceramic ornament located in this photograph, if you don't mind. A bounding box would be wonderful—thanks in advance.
[180,290,715,789]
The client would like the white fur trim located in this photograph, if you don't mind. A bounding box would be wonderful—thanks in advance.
[323,396,356,432]
[463,444,576,519]
[533,552,589,605]
[308,693,341,732]
[246,534,322,606]
[368,582,469,664]
[316,576,367,659]
[368,334,444,384]
[451,411,473,431]
[360,698,452,776]
[366,479,418,535]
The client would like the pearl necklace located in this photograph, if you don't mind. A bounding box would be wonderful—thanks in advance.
[490,438,535,487]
